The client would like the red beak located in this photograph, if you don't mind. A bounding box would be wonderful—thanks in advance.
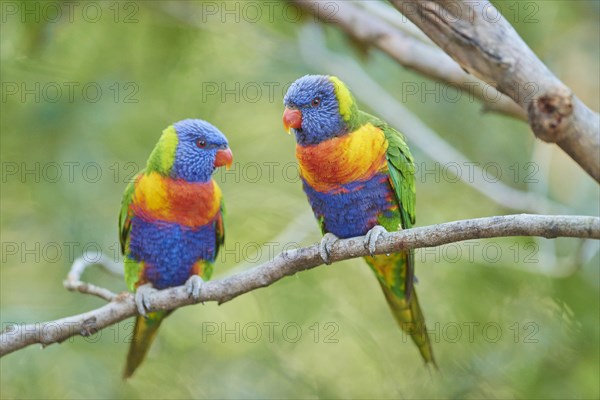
[214,148,233,170]
[283,107,302,134]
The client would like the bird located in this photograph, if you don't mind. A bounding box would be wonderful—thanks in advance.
[282,75,435,367]
[118,119,233,378]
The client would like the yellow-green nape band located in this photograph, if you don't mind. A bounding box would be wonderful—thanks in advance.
[159,126,178,172]
[329,76,353,122]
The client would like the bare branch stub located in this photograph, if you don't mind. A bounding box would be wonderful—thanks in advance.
[528,87,574,143]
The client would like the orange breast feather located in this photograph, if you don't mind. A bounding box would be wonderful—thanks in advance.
[296,123,388,192]
[132,172,221,228]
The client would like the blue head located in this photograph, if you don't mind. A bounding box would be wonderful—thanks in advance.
[149,119,233,182]
[283,75,357,145]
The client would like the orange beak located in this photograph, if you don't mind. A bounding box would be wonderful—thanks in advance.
[214,148,233,170]
[283,107,302,134]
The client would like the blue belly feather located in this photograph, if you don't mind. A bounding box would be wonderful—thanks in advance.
[128,217,217,289]
[302,173,397,238]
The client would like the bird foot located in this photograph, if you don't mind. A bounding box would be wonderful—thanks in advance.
[364,225,388,256]
[319,233,339,265]
[185,275,204,302]
[134,284,156,317]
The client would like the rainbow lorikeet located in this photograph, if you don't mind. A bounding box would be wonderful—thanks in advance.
[282,75,435,367]
[119,119,233,378]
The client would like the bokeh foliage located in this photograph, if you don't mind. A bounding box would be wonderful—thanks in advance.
[1,1,598,398]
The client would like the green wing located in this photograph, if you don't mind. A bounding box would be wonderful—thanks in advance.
[118,173,140,255]
[215,199,225,256]
[383,127,415,229]
[119,172,142,291]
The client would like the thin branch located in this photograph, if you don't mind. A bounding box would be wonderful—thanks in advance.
[388,0,600,182]
[1,214,598,357]
[62,279,117,302]
[298,23,569,214]
[63,252,122,301]
[357,1,434,44]
[292,0,526,119]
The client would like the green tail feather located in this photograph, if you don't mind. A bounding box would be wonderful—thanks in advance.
[379,283,436,367]
[365,253,436,367]
[123,310,172,379]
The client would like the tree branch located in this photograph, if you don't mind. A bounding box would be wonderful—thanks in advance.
[1,214,598,357]
[387,0,600,182]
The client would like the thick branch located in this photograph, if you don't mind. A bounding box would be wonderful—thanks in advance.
[293,0,525,119]
[1,214,598,357]
[388,0,600,182]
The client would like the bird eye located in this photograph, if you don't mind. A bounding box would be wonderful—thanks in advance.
[196,139,206,148]
[311,97,321,107]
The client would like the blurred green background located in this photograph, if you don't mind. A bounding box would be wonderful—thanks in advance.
[1,1,598,398]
